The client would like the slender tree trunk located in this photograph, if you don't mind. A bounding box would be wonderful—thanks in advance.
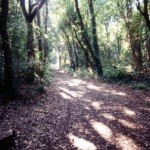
[44,0,48,60]
[0,0,13,91]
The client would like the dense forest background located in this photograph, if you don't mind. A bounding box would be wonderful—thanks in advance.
[0,0,150,99]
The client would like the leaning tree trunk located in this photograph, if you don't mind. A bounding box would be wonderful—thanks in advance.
[0,0,13,91]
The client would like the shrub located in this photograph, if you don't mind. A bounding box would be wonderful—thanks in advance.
[103,67,127,80]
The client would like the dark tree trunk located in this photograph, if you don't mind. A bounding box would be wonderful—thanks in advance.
[146,27,150,63]
[27,0,34,59]
[0,0,13,90]
[130,38,143,71]
[20,0,46,60]
[74,29,92,68]
[27,21,34,59]
[88,0,103,75]
[146,36,150,63]
[137,0,150,64]
[74,0,103,76]
[73,41,79,68]
[44,0,48,60]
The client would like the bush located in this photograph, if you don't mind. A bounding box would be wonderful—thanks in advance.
[132,82,149,90]
[76,68,95,79]
[13,60,53,85]
[13,61,37,83]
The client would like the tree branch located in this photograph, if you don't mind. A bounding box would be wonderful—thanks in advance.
[30,0,46,21]
[20,0,29,21]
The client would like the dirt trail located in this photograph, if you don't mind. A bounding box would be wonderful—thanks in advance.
[0,69,150,150]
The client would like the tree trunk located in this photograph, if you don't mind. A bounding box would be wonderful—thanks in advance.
[130,38,143,71]
[0,0,13,90]
[27,0,34,59]
[74,29,92,68]
[27,21,34,59]
[37,12,42,52]
[20,0,46,60]
[37,7,43,61]
[146,27,150,63]
[137,0,150,31]
[44,0,48,60]
[88,0,103,75]
[73,41,79,68]
[74,0,103,76]
[147,36,150,63]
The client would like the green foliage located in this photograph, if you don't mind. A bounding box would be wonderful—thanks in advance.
[13,60,54,85]
[103,67,127,80]
[13,61,37,83]
[76,68,95,79]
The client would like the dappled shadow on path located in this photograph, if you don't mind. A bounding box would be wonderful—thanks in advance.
[52,69,150,150]
[0,69,149,150]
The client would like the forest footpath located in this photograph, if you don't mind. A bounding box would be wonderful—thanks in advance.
[0,69,150,150]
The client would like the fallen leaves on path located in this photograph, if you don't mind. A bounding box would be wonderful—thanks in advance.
[0,69,150,150]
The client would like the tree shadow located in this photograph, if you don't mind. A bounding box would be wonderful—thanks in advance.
[0,70,149,149]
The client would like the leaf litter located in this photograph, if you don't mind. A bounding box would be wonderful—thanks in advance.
[0,69,150,150]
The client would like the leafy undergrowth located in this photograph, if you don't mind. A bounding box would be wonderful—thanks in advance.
[64,67,150,91]
[0,69,150,150]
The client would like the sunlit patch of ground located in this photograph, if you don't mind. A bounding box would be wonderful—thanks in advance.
[116,134,140,150]
[102,113,117,120]
[90,121,114,143]
[123,107,136,117]
[68,134,97,150]
[118,119,142,129]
